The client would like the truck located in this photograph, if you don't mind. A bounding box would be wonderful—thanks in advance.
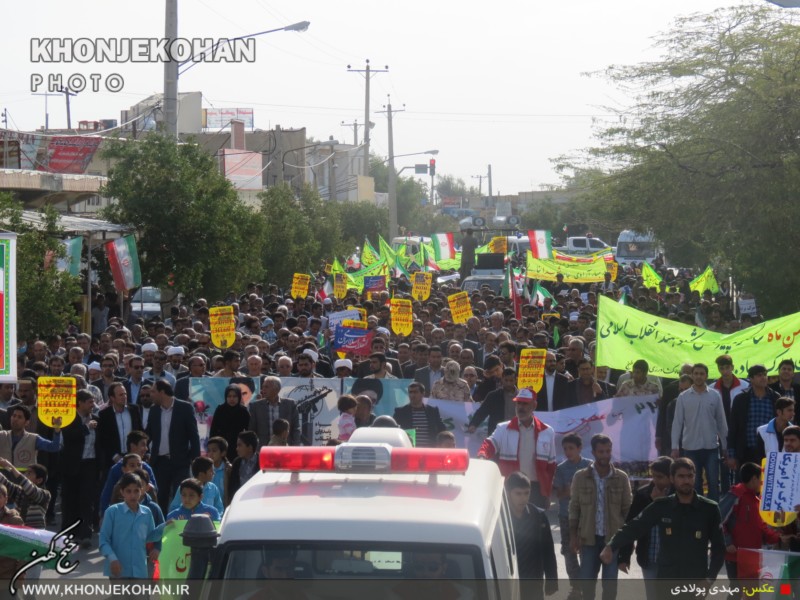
[555,236,612,255]
[185,427,520,597]
[614,230,663,267]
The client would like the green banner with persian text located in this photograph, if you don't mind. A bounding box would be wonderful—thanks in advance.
[597,295,800,378]
[526,251,608,283]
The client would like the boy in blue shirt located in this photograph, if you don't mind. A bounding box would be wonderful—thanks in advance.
[166,478,221,522]
[99,472,167,579]
[207,436,231,506]
[167,457,224,516]
[553,434,591,598]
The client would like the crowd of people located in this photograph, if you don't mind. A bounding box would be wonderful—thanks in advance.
[0,260,797,597]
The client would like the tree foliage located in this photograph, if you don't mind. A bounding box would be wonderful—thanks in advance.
[0,193,81,340]
[561,5,800,315]
[101,134,266,301]
[337,201,388,247]
[370,156,429,233]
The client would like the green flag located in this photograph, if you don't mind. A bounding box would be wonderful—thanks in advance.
[641,261,662,290]
[689,265,719,295]
[361,238,379,267]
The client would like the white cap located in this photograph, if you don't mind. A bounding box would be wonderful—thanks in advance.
[166,346,185,357]
[141,342,158,352]
[334,359,353,371]
[88,361,101,372]
[569,311,580,322]
[302,349,319,363]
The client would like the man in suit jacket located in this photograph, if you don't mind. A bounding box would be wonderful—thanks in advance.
[414,347,445,394]
[123,355,147,405]
[568,358,614,406]
[249,376,301,448]
[60,390,99,543]
[468,368,517,435]
[174,354,208,401]
[146,378,201,513]
[96,382,143,476]
[393,382,445,448]
[539,352,572,412]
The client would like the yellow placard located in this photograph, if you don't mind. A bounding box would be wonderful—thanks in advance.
[489,236,508,254]
[517,348,547,393]
[448,291,472,324]
[342,319,368,329]
[391,298,413,336]
[37,377,76,428]
[324,263,333,275]
[606,260,619,281]
[542,312,561,320]
[291,273,311,299]
[347,306,367,321]
[412,272,432,301]
[334,273,347,299]
[209,306,236,349]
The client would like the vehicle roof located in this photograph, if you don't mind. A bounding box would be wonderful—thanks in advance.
[617,230,655,242]
[220,458,504,548]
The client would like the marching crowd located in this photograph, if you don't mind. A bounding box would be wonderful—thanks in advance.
[0,263,798,599]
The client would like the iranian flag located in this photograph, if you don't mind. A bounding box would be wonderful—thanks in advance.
[528,230,554,259]
[0,523,66,564]
[431,233,456,261]
[529,281,557,308]
[737,549,800,596]
[105,235,141,291]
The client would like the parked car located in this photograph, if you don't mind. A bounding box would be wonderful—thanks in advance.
[129,286,162,322]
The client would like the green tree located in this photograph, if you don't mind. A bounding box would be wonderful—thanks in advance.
[337,201,388,249]
[370,156,429,234]
[101,134,266,301]
[436,174,478,199]
[561,5,800,315]
[0,193,81,340]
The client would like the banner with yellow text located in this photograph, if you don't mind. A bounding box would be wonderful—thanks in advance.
[37,377,76,428]
[391,298,413,336]
[448,291,472,324]
[209,306,236,349]
[517,348,546,392]
[412,272,432,301]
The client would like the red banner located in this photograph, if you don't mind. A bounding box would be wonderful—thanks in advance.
[39,136,102,174]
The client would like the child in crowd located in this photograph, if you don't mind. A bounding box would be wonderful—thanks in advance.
[206,436,231,507]
[99,431,156,514]
[506,471,558,596]
[168,457,224,516]
[166,478,221,522]
[553,434,591,598]
[109,454,158,507]
[337,395,358,441]
[99,473,166,579]
[436,431,457,448]
[722,462,782,587]
[133,468,164,577]
[227,431,259,505]
[269,419,290,446]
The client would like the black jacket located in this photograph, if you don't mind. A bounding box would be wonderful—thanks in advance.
[537,372,572,412]
[617,482,673,569]
[96,404,143,471]
[60,412,99,474]
[567,379,614,406]
[511,503,558,588]
[208,402,251,462]
[146,398,200,468]
[609,493,725,580]
[392,404,446,447]
[727,387,779,463]
[468,387,509,435]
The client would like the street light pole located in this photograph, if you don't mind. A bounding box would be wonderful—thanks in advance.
[162,0,309,138]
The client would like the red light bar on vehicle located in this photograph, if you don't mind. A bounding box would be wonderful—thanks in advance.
[259,447,335,472]
[260,445,470,474]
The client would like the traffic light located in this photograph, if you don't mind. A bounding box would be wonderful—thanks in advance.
[429,158,436,176]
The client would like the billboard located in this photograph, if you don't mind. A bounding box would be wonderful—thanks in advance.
[204,108,254,129]
[38,136,102,174]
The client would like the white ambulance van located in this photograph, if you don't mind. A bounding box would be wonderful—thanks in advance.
[204,428,519,595]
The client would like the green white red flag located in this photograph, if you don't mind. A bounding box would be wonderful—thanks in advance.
[431,233,456,261]
[105,235,142,291]
[528,230,554,259]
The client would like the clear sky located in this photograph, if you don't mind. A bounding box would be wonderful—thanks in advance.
[1,0,769,194]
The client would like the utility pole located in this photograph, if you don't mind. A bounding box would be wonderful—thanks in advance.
[487,164,493,208]
[1,109,7,168]
[164,0,179,138]
[472,174,484,197]
[347,60,388,176]
[377,96,404,240]
[58,87,78,130]
[32,92,59,131]
[341,119,364,146]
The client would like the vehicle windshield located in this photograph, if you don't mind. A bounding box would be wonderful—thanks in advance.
[217,541,484,580]
[131,287,161,303]
[616,241,656,258]
[462,278,503,293]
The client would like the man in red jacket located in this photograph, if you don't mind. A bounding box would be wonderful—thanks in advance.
[721,462,782,587]
[478,388,556,508]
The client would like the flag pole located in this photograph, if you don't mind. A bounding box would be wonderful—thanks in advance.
[86,233,92,336]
